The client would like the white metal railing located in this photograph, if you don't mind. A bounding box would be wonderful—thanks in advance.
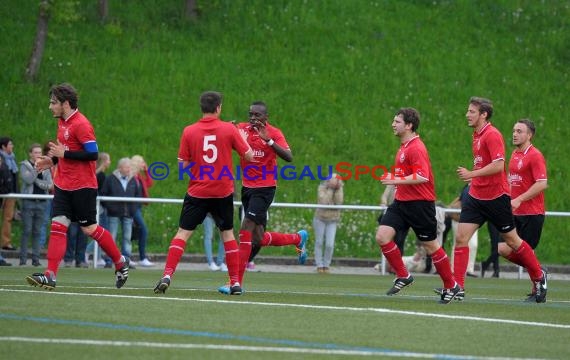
[2,193,569,275]
[4,193,570,217]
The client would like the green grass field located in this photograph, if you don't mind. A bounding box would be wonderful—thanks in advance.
[1,267,569,359]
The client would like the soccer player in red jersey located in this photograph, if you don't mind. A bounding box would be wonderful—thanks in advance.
[26,83,129,290]
[500,119,548,301]
[455,97,548,303]
[218,101,308,294]
[154,91,253,295]
[376,108,460,304]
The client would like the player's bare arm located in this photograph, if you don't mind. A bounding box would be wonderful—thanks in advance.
[52,139,98,161]
[381,174,428,186]
[511,180,548,211]
[457,160,503,181]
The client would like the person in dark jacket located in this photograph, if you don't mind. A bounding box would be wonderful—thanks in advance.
[101,157,142,267]
[0,136,19,250]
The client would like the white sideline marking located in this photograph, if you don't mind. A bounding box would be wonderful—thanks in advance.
[0,336,547,359]
[6,284,570,304]
[2,288,569,329]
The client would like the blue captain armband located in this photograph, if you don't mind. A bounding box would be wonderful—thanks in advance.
[63,141,99,161]
[84,141,99,153]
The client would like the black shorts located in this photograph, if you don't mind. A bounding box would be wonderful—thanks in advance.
[179,194,235,231]
[379,200,437,241]
[52,186,98,226]
[515,215,545,249]
[241,186,275,227]
[459,194,515,233]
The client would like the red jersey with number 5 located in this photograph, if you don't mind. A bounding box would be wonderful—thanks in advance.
[469,123,510,200]
[54,110,98,190]
[178,116,250,198]
[509,145,547,215]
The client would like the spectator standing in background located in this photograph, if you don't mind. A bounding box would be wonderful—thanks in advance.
[203,213,227,271]
[448,184,479,278]
[19,143,53,266]
[130,154,154,267]
[101,157,141,268]
[85,152,112,267]
[38,141,56,249]
[63,223,88,268]
[0,136,19,251]
[313,174,343,273]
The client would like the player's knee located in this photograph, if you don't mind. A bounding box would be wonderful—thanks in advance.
[52,216,71,227]
[375,230,390,246]
[454,233,471,246]
[241,217,257,231]
[81,223,98,236]
[497,243,510,256]
[501,230,521,248]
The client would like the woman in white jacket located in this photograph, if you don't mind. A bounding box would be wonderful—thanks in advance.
[313,174,344,273]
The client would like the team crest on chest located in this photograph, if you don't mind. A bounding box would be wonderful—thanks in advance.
[517,158,523,170]
[399,152,406,163]
[63,127,70,141]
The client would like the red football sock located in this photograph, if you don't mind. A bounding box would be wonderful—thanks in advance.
[431,247,455,289]
[503,249,524,267]
[260,232,271,246]
[163,238,186,277]
[453,246,469,289]
[224,240,240,284]
[46,222,68,277]
[380,241,408,279]
[90,225,122,264]
[262,232,300,247]
[238,230,252,284]
[514,241,543,281]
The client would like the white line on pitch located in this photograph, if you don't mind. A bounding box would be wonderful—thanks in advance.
[1,288,569,329]
[0,336,547,360]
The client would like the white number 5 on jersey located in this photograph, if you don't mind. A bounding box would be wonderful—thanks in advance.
[203,135,218,163]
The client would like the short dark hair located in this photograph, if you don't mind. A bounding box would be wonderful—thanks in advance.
[469,96,493,120]
[396,107,420,132]
[0,137,12,149]
[200,91,222,114]
[517,118,536,137]
[50,83,79,109]
[250,101,268,115]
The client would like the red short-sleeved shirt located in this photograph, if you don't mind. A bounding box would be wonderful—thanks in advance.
[469,123,510,200]
[178,116,250,198]
[237,122,289,188]
[54,110,98,190]
[509,145,547,215]
[393,136,436,201]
